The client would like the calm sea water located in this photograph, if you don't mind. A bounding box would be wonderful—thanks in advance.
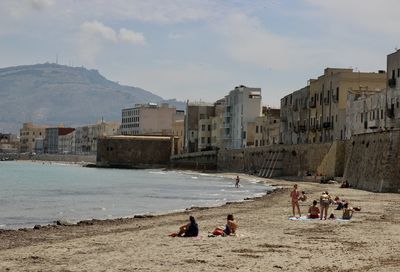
[0,161,271,229]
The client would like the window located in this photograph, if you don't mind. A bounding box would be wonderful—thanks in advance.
[381,110,384,119]
[361,113,363,123]
[255,140,258,146]
[201,137,205,144]
[208,125,211,131]
[201,124,205,131]
[207,137,211,144]
[256,126,259,133]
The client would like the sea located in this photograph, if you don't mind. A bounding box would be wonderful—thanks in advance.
[0,161,272,229]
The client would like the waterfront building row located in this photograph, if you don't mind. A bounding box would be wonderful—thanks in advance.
[19,121,120,154]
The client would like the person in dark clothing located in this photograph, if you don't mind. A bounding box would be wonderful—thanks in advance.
[170,216,199,237]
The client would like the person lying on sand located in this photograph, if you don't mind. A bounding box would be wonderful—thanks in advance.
[342,203,355,220]
[169,216,199,237]
[211,214,237,236]
[308,200,320,219]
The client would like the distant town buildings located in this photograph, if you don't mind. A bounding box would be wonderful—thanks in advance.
[0,133,19,152]
[19,122,48,153]
[280,68,386,144]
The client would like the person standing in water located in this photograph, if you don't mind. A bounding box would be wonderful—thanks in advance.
[235,176,240,188]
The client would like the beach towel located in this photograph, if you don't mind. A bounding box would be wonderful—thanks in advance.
[289,216,349,222]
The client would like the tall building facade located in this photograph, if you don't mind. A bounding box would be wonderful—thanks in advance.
[222,86,262,149]
[121,103,176,136]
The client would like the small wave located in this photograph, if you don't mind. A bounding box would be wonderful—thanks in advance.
[149,171,166,175]
[191,176,198,179]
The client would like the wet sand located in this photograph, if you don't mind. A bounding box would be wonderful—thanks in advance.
[1,174,399,272]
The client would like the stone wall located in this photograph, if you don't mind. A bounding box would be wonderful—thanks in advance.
[218,142,343,177]
[97,136,174,168]
[344,130,400,192]
[17,154,96,163]
[170,150,217,170]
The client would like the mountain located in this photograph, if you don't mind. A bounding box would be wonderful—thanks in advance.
[0,63,185,133]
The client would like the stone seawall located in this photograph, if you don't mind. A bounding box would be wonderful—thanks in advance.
[170,151,217,170]
[18,154,96,163]
[344,130,400,192]
[218,142,345,177]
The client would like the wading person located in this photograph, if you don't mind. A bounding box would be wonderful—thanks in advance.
[235,175,240,188]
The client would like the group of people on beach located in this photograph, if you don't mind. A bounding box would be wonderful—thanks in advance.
[170,214,237,238]
[290,184,359,220]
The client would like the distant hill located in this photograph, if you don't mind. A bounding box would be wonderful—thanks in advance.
[0,63,185,133]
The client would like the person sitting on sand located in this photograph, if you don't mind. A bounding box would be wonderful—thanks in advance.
[298,191,307,202]
[212,214,237,236]
[170,216,199,237]
[342,203,355,220]
[308,200,320,219]
[319,191,331,220]
[334,196,346,210]
[290,184,301,217]
[340,180,350,188]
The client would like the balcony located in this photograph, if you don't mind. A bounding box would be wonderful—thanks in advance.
[323,97,330,105]
[323,122,332,129]
[299,125,307,132]
[316,124,322,131]
[332,95,338,103]
[368,120,379,129]
[309,99,316,108]
[292,103,298,111]
[388,78,397,88]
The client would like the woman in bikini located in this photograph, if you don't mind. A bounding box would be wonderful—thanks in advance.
[290,184,301,217]
[212,214,237,236]
[308,200,320,219]
[319,191,331,220]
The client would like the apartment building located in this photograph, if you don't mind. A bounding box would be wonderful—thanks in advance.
[184,102,215,152]
[44,127,75,154]
[346,50,400,137]
[58,130,76,154]
[121,103,176,136]
[0,133,19,152]
[281,86,309,144]
[75,121,120,153]
[222,86,262,149]
[19,122,48,153]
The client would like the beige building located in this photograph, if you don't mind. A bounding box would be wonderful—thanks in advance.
[184,102,215,152]
[308,68,386,143]
[121,103,176,136]
[249,108,280,147]
[75,121,120,153]
[172,119,184,154]
[19,122,48,153]
[346,50,400,137]
[0,133,19,152]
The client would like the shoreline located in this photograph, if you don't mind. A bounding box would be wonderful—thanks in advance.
[1,176,400,271]
[0,165,275,231]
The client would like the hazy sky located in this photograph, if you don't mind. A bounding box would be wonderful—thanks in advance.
[1,0,399,107]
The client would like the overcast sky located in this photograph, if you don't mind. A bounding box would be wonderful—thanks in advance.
[1,0,399,107]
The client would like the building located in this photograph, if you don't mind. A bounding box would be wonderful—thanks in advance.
[44,127,75,154]
[121,103,176,136]
[170,109,185,154]
[0,133,19,152]
[58,130,76,154]
[222,85,262,149]
[280,86,309,144]
[75,121,120,154]
[280,68,386,144]
[346,50,400,137]
[19,122,48,153]
[184,102,215,152]
[97,136,179,168]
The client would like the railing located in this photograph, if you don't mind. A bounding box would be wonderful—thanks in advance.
[323,122,332,129]
[332,95,338,103]
[387,107,395,118]
[309,99,316,108]
[323,97,330,105]
[368,120,379,129]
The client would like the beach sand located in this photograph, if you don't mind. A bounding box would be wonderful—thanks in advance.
[1,175,400,272]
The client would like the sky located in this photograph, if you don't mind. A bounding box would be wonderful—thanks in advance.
[1,0,400,107]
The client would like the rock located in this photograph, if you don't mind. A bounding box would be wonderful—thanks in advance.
[33,225,41,230]
[55,220,73,226]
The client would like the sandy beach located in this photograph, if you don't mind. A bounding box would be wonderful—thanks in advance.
[1,174,399,272]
